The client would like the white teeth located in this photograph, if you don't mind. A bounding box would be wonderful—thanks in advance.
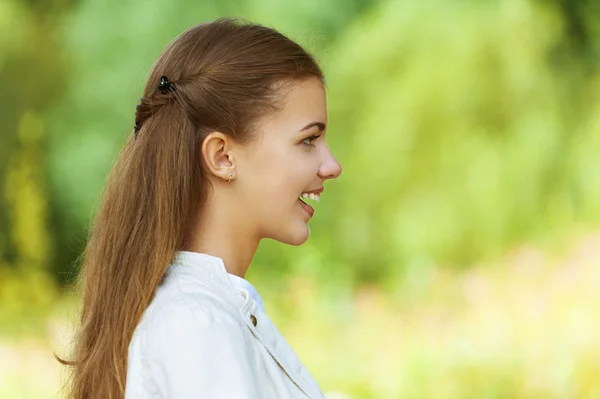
[300,192,320,202]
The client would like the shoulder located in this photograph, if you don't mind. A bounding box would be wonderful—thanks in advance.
[129,291,262,398]
[138,267,243,331]
[138,290,248,343]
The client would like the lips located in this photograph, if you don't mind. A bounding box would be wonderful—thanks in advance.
[297,198,315,218]
[297,187,321,218]
[301,187,324,196]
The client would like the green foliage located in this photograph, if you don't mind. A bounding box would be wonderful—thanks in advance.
[3,0,600,289]
[0,267,58,337]
[301,0,600,286]
[3,1,600,397]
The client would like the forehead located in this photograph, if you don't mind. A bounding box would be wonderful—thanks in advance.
[259,78,328,132]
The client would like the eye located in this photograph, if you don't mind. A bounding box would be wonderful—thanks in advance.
[302,134,321,146]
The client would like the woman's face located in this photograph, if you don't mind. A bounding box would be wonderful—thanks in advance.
[235,77,342,245]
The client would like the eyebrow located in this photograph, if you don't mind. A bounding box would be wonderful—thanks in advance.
[300,121,327,133]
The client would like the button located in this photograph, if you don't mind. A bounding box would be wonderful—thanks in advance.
[272,339,278,349]
[250,314,257,327]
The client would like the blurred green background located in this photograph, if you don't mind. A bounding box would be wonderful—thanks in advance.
[2,0,600,397]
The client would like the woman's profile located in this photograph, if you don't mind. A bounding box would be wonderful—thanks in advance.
[59,18,342,398]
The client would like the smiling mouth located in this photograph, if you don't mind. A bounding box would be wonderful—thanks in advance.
[297,197,315,218]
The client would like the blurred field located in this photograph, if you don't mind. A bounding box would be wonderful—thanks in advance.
[2,231,598,399]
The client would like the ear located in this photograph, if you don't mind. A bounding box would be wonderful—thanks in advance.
[201,132,237,182]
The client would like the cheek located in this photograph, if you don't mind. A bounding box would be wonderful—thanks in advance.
[242,151,291,202]
[269,152,316,190]
[245,144,317,202]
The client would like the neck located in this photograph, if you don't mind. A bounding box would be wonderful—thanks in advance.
[183,194,259,279]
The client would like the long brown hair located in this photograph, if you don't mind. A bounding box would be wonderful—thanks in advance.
[58,18,323,398]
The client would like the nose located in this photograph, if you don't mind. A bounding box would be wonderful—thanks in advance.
[318,146,342,180]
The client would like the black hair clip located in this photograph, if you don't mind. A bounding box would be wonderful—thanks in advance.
[133,77,173,139]
[158,75,174,94]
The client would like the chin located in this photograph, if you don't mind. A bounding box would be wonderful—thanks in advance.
[271,222,310,246]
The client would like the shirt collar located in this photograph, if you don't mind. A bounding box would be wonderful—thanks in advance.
[171,250,265,312]
[226,272,265,313]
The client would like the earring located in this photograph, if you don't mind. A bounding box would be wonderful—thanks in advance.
[227,171,233,183]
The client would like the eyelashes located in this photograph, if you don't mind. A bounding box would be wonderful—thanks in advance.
[302,134,322,146]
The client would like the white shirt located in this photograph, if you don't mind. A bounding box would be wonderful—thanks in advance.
[125,251,325,398]
[227,270,265,314]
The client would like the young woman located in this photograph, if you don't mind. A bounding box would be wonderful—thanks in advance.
[60,18,342,398]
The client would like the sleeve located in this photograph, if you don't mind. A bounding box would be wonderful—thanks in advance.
[141,303,261,399]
